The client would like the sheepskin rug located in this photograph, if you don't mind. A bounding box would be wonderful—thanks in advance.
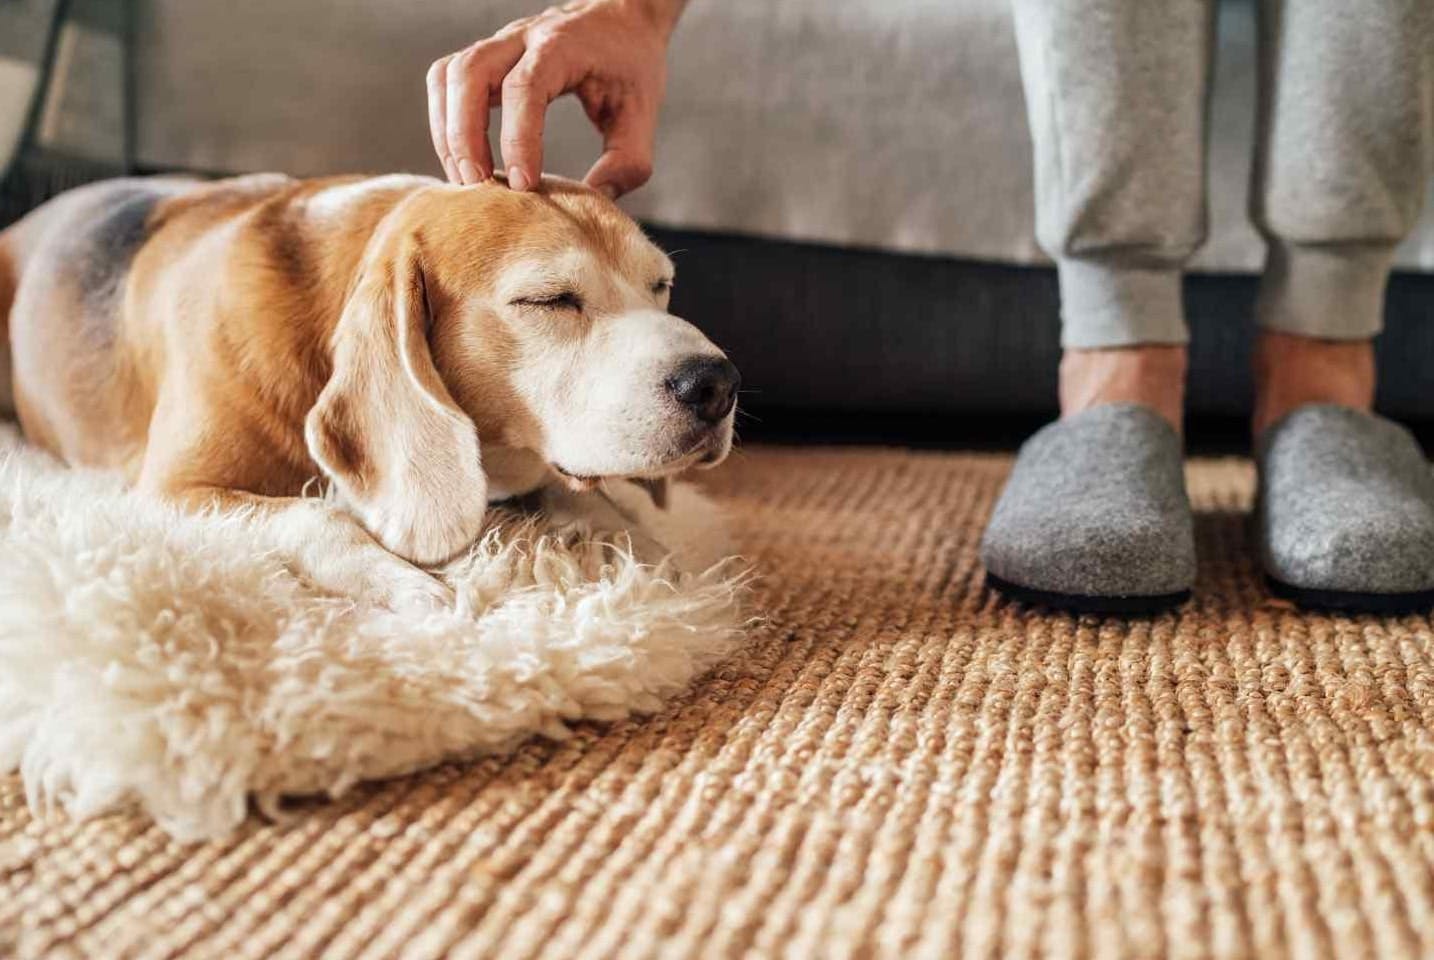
[0,425,747,841]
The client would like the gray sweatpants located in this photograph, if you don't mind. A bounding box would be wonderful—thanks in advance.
[1011,0,1434,348]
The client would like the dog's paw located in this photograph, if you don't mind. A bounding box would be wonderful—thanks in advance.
[361,557,455,611]
[298,545,454,611]
[360,558,455,611]
[269,500,457,610]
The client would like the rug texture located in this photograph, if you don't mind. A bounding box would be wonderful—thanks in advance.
[0,426,746,842]
[4,445,1434,959]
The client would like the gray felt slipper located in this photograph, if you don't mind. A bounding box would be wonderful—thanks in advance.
[981,403,1196,614]
[1257,404,1434,613]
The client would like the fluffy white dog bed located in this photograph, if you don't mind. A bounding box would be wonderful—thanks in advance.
[0,426,747,841]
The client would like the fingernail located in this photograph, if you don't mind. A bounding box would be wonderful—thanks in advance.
[442,157,459,183]
[595,182,618,200]
[508,166,531,191]
[458,159,479,184]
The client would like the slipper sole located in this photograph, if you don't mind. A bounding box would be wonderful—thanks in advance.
[1265,576,1434,615]
[986,572,1191,616]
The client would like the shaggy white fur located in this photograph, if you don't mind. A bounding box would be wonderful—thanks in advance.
[0,426,746,841]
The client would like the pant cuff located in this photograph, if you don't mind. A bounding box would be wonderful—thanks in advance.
[1255,242,1395,340]
[1058,260,1188,349]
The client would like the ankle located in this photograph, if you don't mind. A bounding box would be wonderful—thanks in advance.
[1060,345,1187,434]
[1252,331,1375,436]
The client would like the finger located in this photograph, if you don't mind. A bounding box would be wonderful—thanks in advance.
[499,49,562,191]
[444,49,490,184]
[582,100,658,199]
[447,38,522,184]
[445,53,486,184]
[425,57,458,182]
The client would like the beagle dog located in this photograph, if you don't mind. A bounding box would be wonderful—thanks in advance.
[0,173,739,604]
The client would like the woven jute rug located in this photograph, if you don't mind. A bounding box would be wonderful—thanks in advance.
[4,445,1433,960]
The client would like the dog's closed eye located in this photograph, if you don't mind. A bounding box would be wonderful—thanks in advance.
[512,291,583,311]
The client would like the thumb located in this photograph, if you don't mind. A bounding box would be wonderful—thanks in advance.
[582,107,657,199]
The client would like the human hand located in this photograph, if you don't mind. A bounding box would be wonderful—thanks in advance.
[427,0,685,198]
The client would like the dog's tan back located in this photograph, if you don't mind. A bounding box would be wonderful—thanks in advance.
[3,175,400,483]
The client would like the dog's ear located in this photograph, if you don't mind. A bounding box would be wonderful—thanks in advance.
[305,229,486,565]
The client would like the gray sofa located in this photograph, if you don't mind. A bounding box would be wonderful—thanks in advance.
[9,0,1434,423]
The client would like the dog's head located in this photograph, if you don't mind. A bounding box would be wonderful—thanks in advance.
[305,175,738,565]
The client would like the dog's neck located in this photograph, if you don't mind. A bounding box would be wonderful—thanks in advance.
[480,443,553,502]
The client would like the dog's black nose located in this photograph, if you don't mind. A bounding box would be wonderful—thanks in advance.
[666,356,740,423]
